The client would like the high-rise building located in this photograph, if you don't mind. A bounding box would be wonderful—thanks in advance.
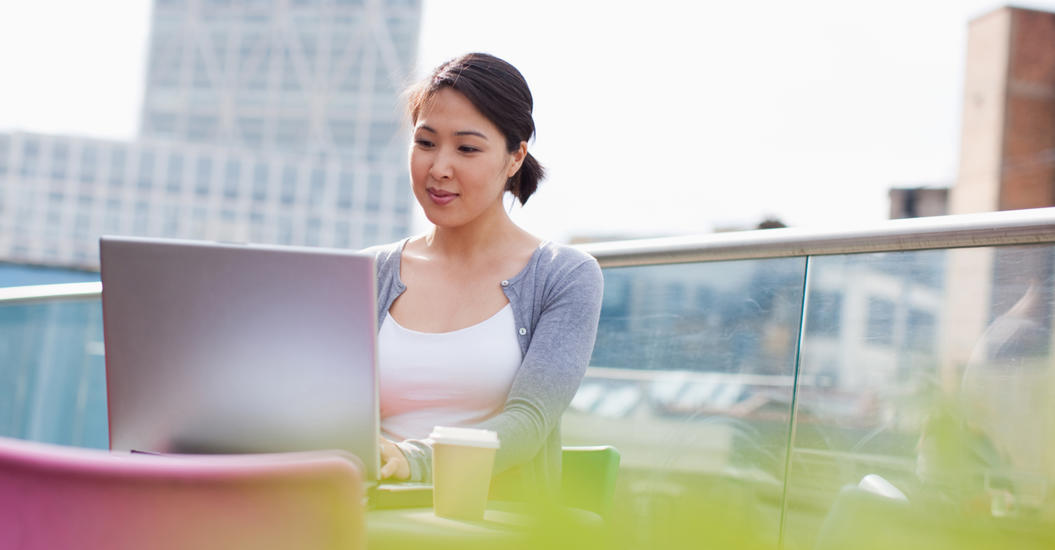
[0,0,421,271]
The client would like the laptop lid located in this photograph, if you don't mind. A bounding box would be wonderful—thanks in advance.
[100,236,380,480]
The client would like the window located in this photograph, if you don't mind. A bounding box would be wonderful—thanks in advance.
[75,210,92,234]
[188,115,218,141]
[334,220,351,248]
[366,173,383,212]
[309,167,325,206]
[193,50,212,90]
[223,158,241,199]
[252,162,268,202]
[277,215,293,244]
[133,200,150,234]
[305,217,321,246]
[238,117,264,147]
[806,290,842,336]
[281,47,301,91]
[148,47,181,90]
[249,211,269,242]
[328,118,356,150]
[244,45,271,90]
[150,112,177,135]
[297,33,317,58]
[103,210,121,234]
[372,61,395,93]
[368,121,397,160]
[865,297,896,346]
[20,139,40,178]
[280,165,297,205]
[363,222,379,246]
[276,119,307,148]
[392,181,410,214]
[165,154,183,194]
[46,207,62,226]
[50,143,69,179]
[190,206,207,238]
[109,149,126,188]
[337,171,354,210]
[906,309,936,353]
[0,135,9,176]
[137,151,155,191]
[78,146,98,185]
[195,156,213,197]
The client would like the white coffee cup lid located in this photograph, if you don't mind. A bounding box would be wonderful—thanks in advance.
[429,426,500,449]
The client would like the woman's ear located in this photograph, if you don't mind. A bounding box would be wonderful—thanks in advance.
[507,141,528,178]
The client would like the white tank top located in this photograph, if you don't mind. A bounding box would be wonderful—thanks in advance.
[378,304,523,441]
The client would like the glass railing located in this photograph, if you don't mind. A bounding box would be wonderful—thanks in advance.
[0,283,107,448]
[566,208,1055,549]
[2,208,1054,549]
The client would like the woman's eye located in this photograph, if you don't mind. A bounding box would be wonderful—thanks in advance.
[459,145,480,153]
[414,139,434,148]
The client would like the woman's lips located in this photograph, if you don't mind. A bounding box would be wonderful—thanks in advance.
[427,188,458,206]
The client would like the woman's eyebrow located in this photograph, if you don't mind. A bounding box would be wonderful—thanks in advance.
[455,130,488,140]
[415,124,487,140]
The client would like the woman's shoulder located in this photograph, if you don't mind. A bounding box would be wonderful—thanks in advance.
[532,241,602,290]
[361,238,408,271]
[536,241,600,271]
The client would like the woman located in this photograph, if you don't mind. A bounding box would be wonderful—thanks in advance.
[370,53,603,498]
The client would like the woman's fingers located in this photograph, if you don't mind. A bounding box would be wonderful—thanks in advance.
[380,457,398,478]
[379,437,411,480]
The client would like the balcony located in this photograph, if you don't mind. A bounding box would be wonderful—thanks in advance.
[3,208,1054,549]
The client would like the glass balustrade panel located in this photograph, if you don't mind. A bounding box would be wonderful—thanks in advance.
[0,298,108,449]
[566,257,807,550]
[785,244,1055,550]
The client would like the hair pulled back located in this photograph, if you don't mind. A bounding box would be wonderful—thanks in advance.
[406,53,544,205]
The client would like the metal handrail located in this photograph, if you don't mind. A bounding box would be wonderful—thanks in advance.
[0,282,102,305]
[3,207,1055,303]
[580,207,1055,267]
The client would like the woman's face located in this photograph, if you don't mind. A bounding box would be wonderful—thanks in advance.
[410,88,526,230]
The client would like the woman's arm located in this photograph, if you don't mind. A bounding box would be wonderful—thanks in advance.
[478,257,604,474]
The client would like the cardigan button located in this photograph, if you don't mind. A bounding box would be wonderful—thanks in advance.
[500,280,510,287]
[519,328,527,336]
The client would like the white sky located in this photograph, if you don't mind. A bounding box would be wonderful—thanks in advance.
[1,0,1052,242]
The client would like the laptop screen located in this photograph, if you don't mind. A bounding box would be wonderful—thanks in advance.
[100,236,380,480]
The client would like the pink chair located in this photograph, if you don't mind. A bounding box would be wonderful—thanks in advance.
[0,436,365,550]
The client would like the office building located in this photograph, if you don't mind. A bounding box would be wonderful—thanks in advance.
[0,0,421,271]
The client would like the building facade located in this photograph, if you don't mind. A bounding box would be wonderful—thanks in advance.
[944,6,1055,382]
[0,0,421,271]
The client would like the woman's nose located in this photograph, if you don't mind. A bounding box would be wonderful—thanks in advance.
[429,150,454,180]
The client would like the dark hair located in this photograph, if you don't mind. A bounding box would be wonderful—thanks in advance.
[406,53,545,205]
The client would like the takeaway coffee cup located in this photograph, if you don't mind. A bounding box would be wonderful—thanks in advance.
[429,426,500,520]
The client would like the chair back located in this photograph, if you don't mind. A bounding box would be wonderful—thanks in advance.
[0,437,365,550]
[561,445,621,519]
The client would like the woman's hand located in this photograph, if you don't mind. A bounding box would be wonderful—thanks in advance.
[379,437,411,480]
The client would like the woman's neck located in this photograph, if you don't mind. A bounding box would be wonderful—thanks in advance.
[423,206,534,262]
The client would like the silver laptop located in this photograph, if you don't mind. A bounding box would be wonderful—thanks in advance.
[100,236,380,480]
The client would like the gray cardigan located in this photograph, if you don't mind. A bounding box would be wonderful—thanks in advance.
[370,239,604,497]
